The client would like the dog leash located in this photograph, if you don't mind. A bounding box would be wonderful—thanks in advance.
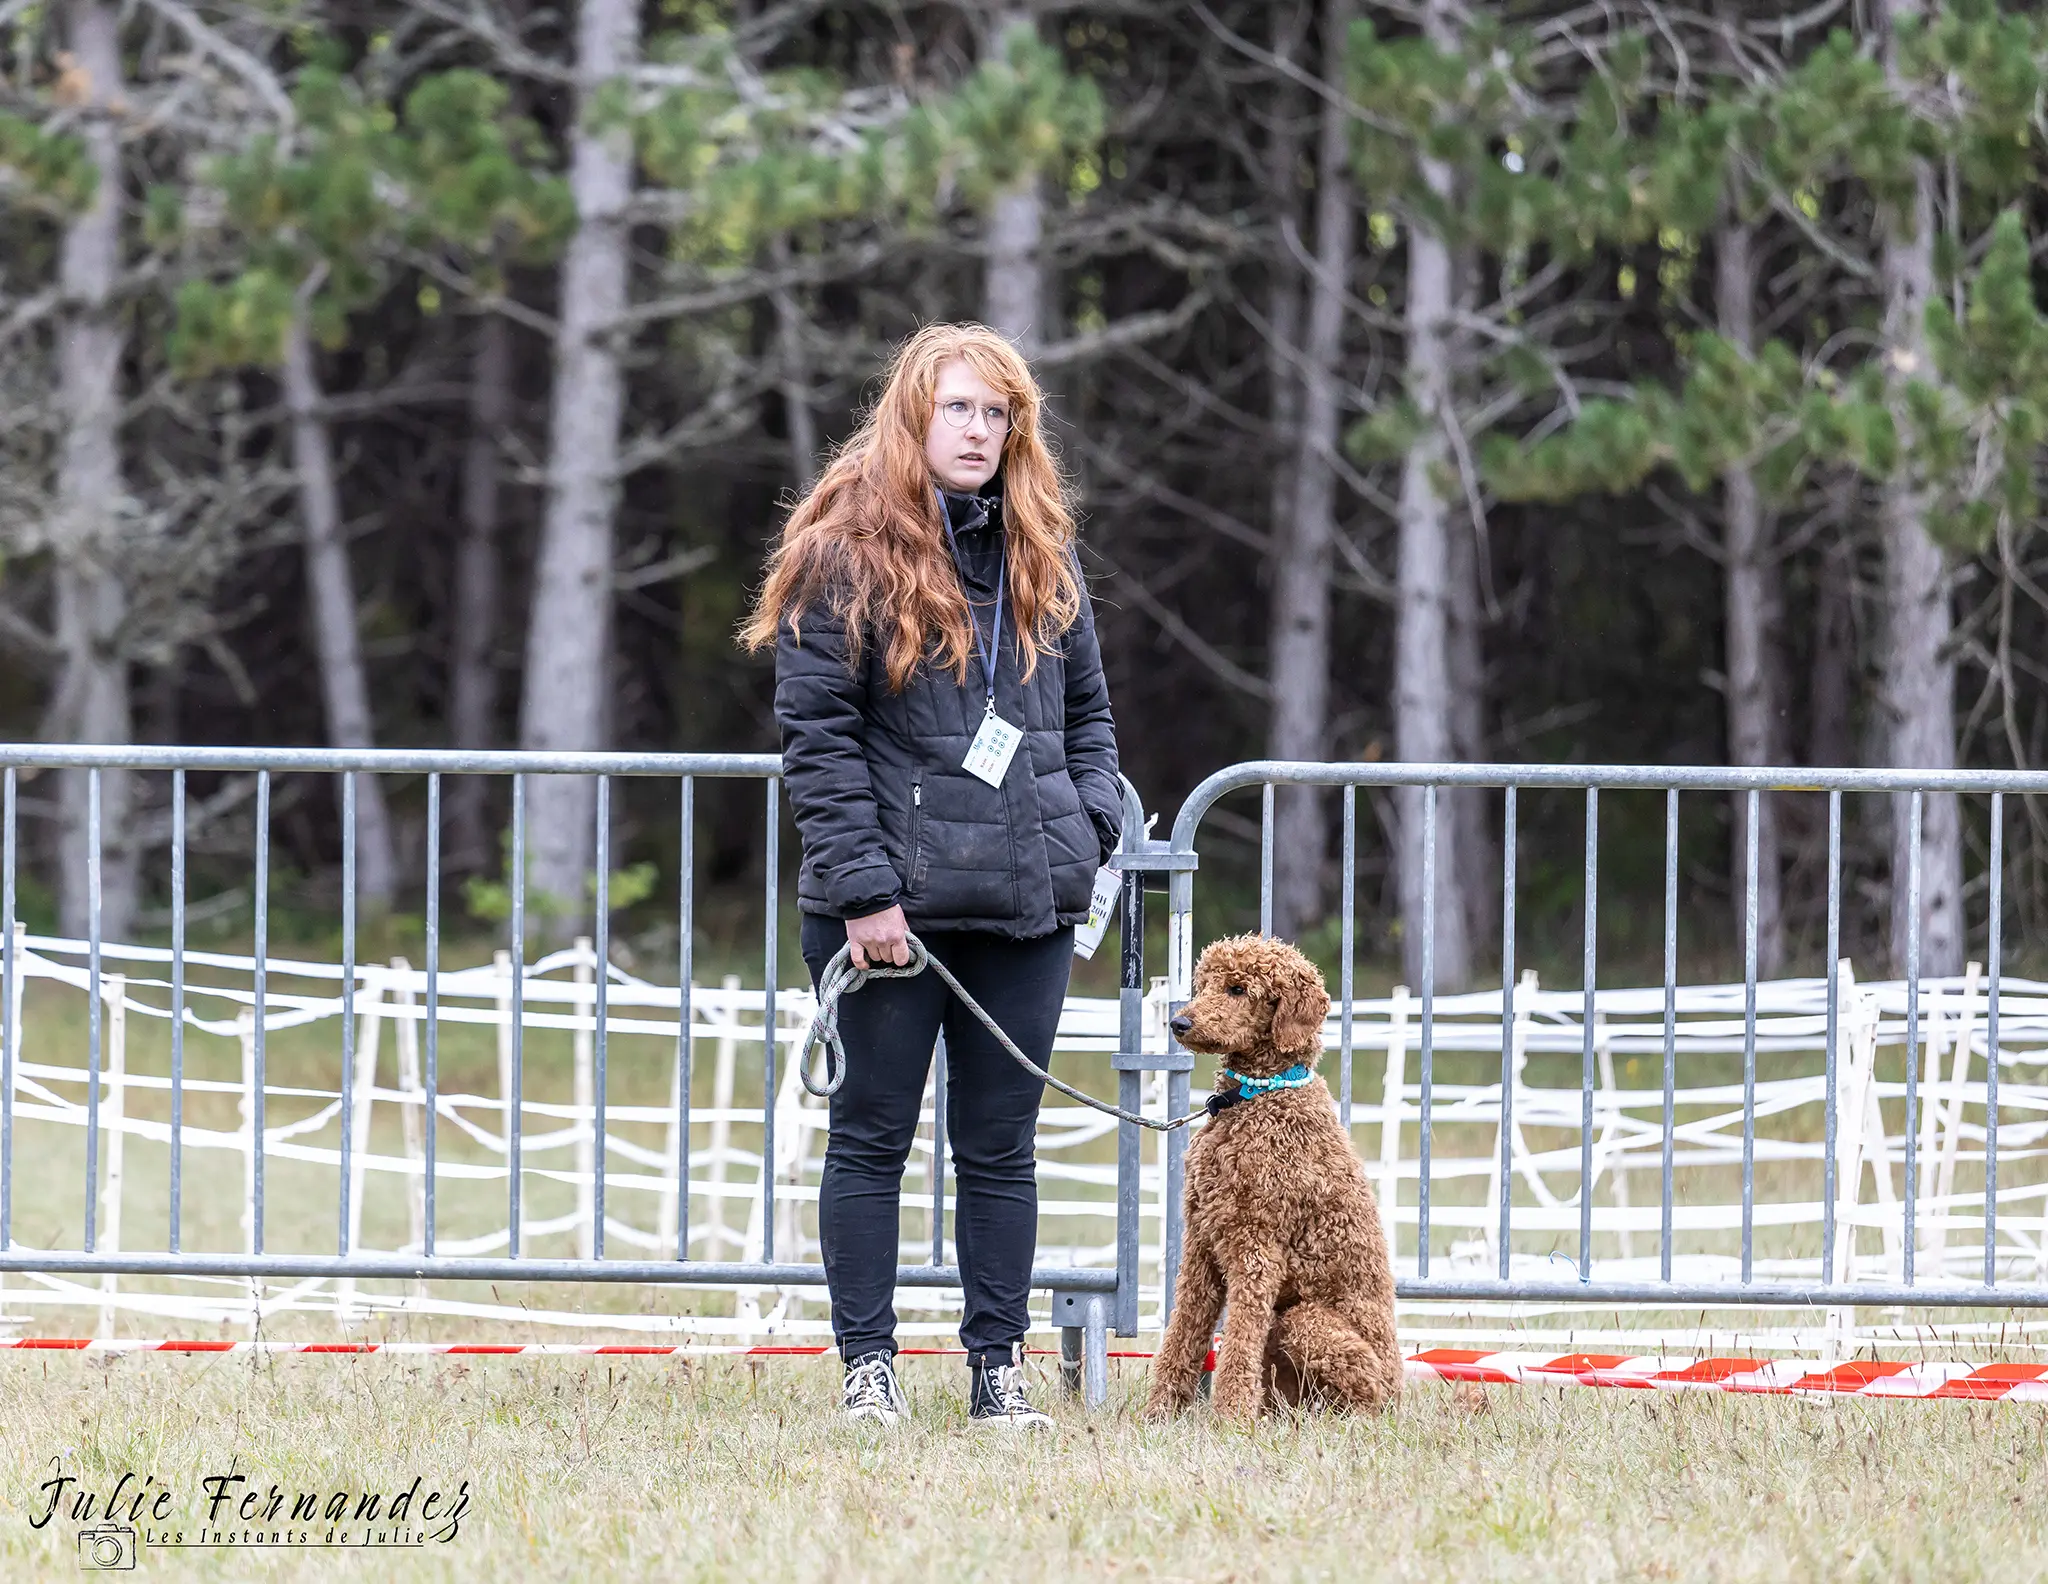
[799,932,1204,1131]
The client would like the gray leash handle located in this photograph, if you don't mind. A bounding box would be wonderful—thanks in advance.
[797,931,1200,1132]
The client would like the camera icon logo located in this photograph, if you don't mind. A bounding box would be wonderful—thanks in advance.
[77,1525,136,1570]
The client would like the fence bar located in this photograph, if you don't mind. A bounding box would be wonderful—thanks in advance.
[0,1249,1117,1290]
[1660,788,1677,1283]
[1822,789,1841,1284]
[1498,785,1516,1282]
[1417,785,1435,1280]
[1,767,13,1249]
[339,773,357,1255]
[1904,789,1921,1284]
[763,777,779,1264]
[1114,867,1142,1335]
[1259,783,1274,937]
[1741,788,1759,1284]
[1987,792,2003,1286]
[424,774,440,1258]
[85,770,102,1252]
[19,1247,2048,1308]
[1339,785,1355,1129]
[676,775,694,1262]
[1580,788,1597,1280]
[253,771,269,1255]
[931,1033,948,1267]
[593,776,610,1260]
[508,775,525,1257]
[168,771,185,1253]
[1163,860,1193,1316]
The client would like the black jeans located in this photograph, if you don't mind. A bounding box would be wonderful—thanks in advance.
[801,914,1073,1368]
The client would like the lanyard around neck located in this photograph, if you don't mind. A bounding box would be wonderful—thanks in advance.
[936,487,1004,713]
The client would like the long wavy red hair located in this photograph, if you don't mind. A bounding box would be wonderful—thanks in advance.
[741,323,1081,689]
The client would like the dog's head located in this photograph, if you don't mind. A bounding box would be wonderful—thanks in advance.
[1168,934,1329,1076]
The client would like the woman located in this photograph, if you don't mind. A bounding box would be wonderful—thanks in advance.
[743,323,1122,1429]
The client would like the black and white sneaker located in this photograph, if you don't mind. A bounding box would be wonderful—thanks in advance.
[968,1350,1053,1430]
[841,1350,909,1427]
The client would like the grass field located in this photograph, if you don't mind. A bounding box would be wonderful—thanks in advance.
[2,1352,2045,1581]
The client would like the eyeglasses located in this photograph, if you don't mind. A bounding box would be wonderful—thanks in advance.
[934,398,1011,435]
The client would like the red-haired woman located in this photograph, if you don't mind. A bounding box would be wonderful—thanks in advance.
[744,324,1122,1429]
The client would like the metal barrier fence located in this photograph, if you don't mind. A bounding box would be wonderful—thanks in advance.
[1160,761,2048,1318]
[0,746,1123,1402]
[10,747,2048,1409]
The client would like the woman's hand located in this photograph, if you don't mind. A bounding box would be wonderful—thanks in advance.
[845,904,910,969]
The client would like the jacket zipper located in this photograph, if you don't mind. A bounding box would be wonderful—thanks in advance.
[909,777,926,892]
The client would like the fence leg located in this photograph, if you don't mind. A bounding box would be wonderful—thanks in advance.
[1059,1322,1083,1398]
[1083,1294,1108,1408]
[97,974,124,1340]
[574,937,595,1261]
[1052,1291,1109,1409]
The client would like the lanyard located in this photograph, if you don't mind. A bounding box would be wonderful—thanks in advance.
[937,488,1004,713]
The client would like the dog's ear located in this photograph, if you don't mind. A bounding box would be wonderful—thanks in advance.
[1268,958,1330,1055]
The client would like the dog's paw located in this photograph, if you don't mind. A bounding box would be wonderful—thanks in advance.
[1140,1389,1192,1423]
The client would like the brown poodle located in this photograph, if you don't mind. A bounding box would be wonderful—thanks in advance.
[1143,934,1402,1422]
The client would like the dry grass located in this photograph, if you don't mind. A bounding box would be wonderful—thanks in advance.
[2,1352,2046,1581]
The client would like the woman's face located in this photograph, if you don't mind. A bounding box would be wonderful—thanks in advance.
[924,359,1009,494]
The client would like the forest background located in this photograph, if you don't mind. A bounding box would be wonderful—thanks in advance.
[4,0,2046,991]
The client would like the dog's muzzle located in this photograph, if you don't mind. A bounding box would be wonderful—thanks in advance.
[1169,1013,1193,1039]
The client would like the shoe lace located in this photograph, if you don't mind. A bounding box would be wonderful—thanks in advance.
[844,1354,901,1412]
[981,1363,1038,1416]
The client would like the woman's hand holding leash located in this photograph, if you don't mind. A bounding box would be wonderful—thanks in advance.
[845,904,911,969]
[800,928,1201,1131]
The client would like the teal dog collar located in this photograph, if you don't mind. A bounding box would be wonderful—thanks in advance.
[1206,1063,1314,1117]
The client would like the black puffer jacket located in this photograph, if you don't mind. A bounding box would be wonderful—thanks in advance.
[775,491,1122,938]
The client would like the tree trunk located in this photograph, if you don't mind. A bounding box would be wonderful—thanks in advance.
[518,0,641,928]
[1266,0,1355,944]
[1716,220,1785,974]
[1392,0,1470,987]
[1444,235,1495,963]
[448,313,512,873]
[981,9,1044,352]
[771,236,819,488]
[1264,2,1309,606]
[48,0,135,942]
[282,312,398,912]
[1809,537,1855,771]
[1879,0,1962,977]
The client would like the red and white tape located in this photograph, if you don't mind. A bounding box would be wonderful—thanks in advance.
[7,1337,2048,1399]
[1404,1348,2048,1401]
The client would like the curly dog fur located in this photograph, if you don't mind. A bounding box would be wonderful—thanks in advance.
[1142,934,1401,1422]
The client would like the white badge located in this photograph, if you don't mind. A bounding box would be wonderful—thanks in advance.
[962,708,1023,787]
[1072,865,1122,960]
